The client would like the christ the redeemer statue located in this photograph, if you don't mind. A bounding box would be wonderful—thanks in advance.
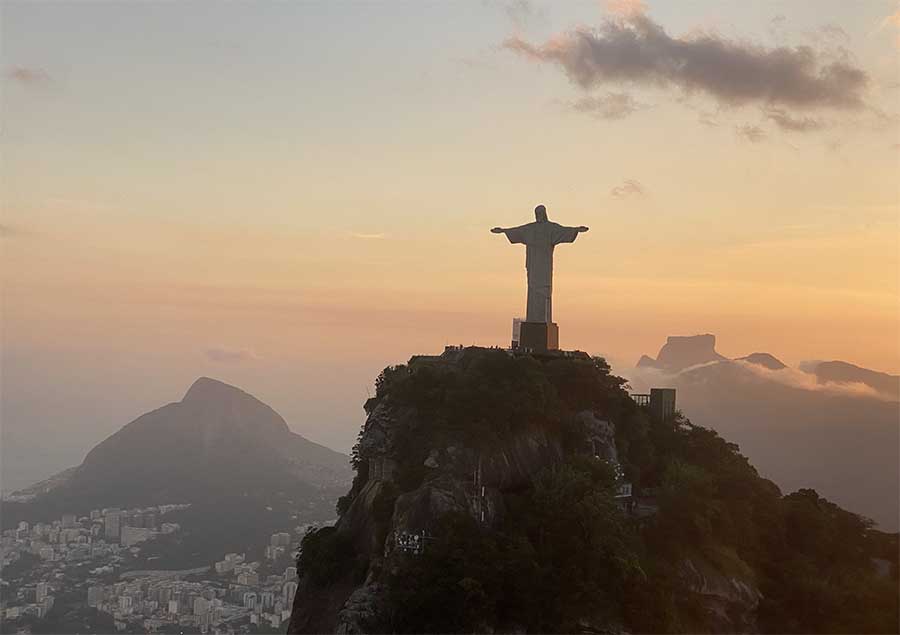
[492,204,588,325]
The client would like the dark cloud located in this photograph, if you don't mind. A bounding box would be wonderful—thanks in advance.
[205,347,259,364]
[610,179,646,198]
[570,92,646,120]
[5,66,50,86]
[503,12,868,111]
[764,108,823,132]
[735,124,767,143]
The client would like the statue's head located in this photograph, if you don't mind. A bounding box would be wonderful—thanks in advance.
[534,204,548,222]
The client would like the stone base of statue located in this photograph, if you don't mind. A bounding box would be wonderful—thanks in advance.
[515,321,559,352]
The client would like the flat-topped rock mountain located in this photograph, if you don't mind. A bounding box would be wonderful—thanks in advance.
[637,333,727,371]
[3,378,352,523]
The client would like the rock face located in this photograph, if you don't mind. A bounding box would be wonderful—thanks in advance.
[288,350,603,633]
[335,583,384,634]
[289,413,572,633]
[288,348,764,634]
[680,555,762,633]
[637,334,727,372]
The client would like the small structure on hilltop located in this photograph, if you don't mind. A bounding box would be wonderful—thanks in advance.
[630,387,677,420]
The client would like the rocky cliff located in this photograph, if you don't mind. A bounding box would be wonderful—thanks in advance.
[288,347,897,634]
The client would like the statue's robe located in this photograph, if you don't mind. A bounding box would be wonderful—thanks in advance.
[503,221,580,323]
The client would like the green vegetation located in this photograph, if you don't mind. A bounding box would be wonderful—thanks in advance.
[759,489,899,633]
[297,526,366,587]
[302,349,899,633]
[130,496,330,569]
[22,607,117,635]
[383,457,641,633]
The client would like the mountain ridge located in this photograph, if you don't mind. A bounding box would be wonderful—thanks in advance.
[627,335,899,530]
[635,334,897,399]
[2,377,352,527]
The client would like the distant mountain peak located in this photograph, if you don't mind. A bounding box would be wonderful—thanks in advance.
[807,361,899,401]
[638,333,726,372]
[736,353,786,370]
[182,376,250,403]
[636,354,658,368]
[25,378,354,511]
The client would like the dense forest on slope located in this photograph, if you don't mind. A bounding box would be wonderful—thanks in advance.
[293,348,898,634]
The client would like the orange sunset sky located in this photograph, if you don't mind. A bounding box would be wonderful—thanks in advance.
[2,0,898,490]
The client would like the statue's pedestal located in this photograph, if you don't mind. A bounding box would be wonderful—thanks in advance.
[515,321,559,352]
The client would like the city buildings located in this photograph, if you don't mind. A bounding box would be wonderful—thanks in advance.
[1,509,327,634]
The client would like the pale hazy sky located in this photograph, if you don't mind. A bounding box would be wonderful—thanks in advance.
[2,1,898,491]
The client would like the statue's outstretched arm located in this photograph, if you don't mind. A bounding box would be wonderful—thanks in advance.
[491,223,530,234]
[494,224,530,244]
[552,224,588,245]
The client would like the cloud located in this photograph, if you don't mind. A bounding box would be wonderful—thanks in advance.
[0,224,34,239]
[768,14,788,44]
[885,7,900,27]
[503,10,869,111]
[350,232,387,240]
[880,7,900,47]
[610,179,646,198]
[764,107,824,132]
[734,360,891,400]
[570,91,646,119]
[816,23,849,44]
[606,0,646,18]
[5,66,50,86]
[696,110,720,127]
[624,359,892,401]
[205,347,260,364]
[499,0,546,30]
[735,124,767,143]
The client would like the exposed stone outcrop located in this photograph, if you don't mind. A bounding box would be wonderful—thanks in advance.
[578,410,617,462]
[289,350,609,633]
[335,480,387,557]
[637,334,726,372]
[680,555,762,633]
[335,582,385,634]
